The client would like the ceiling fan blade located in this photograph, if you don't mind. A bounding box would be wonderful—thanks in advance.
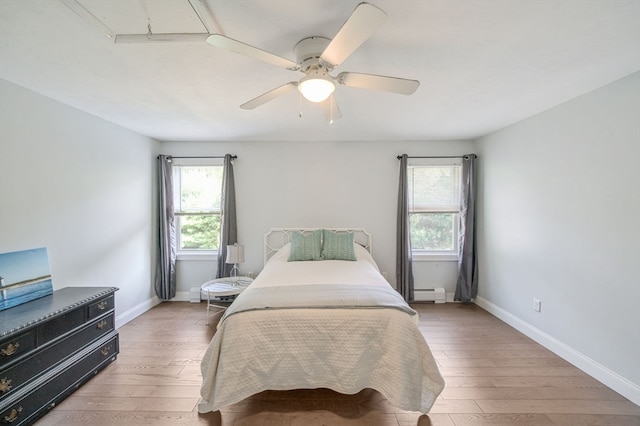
[320,95,342,124]
[337,72,420,95]
[320,2,386,67]
[240,82,298,110]
[207,34,298,70]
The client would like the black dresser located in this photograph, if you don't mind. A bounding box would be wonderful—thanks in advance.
[0,287,119,425]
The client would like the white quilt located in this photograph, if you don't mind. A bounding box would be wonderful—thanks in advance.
[198,244,445,413]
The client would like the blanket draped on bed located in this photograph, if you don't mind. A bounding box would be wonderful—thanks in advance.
[199,240,444,414]
[221,284,417,323]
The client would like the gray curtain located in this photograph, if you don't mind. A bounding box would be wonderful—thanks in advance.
[396,154,414,302]
[155,155,176,300]
[454,154,478,302]
[216,154,238,278]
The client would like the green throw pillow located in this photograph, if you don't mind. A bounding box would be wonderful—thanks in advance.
[287,230,322,261]
[321,230,357,261]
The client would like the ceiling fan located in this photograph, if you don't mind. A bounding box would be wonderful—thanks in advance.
[206,2,419,122]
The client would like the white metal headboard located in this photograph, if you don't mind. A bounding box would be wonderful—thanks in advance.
[264,228,372,265]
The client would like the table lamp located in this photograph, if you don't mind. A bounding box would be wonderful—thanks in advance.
[226,243,244,279]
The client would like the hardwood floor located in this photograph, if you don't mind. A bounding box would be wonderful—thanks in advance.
[35,302,640,425]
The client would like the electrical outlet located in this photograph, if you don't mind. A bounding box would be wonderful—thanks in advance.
[533,298,541,312]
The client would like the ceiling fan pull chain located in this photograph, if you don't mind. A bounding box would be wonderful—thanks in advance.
[299,92,303,118]
[330,94,334,125]
[141,0,152,39]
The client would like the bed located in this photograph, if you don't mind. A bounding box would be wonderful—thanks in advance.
[198,228,444,414]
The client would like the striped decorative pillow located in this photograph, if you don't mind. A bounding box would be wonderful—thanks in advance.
[287,230,322,261]
[321,230,357,261]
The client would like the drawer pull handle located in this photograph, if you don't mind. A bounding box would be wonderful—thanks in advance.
[96,320,108,330]
[101,346,111,356]
[0,342,19,357]
[97,301,108,310]
[0,377,12,394]
[3,406,22,423]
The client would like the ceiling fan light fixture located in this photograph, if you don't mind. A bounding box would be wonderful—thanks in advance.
[298,75,335,103]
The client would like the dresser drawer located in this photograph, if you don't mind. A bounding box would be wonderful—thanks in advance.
[0,331,36,369]
[0,313,115,400]
[0,334,118,426]
[37,307,85,346]
[88,295,114,320]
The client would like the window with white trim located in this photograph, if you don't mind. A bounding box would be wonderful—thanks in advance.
[172,159,223,253]
[408,159,462,258]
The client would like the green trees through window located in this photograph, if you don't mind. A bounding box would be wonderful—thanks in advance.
[408,163,461,253]
[174,164,223,251]
[179,215,221,250]
[410,213,455,251]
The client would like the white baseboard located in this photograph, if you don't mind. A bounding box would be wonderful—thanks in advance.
[115,295,161,329]
[475,296,640,406]
[172,291,192,302]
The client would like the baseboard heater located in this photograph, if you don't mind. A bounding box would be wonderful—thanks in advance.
[414,288,446,303]
[190,287,201,303]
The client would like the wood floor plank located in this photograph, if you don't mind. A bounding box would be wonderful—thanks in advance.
[443,350,558,359]
[35,410,233,425]
[119,348,205,358]
[112,355,174,365]
[439,366,586,377]
[430,343,545,351]
[436,359,497,368]
[101,373,202,386]
[475,399,640,415]
[429,399,484,414]
[490,376,607,388]
[107,364,185,375]
[545,413,640,425]
[440,387,627,401]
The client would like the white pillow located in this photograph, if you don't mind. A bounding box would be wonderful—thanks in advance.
[354,244,379,271]
[267,243,291,264]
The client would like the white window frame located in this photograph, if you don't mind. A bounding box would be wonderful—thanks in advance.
[408,158,462,262]
[172,158,224,261]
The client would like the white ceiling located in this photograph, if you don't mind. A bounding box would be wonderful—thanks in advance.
[1,0,639,142]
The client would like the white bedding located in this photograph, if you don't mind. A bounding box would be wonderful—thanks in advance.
[198,243,445,413]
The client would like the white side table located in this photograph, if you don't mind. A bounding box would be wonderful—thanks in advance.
[201,277,253,325]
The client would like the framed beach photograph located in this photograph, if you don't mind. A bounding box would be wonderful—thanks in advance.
[0,247,53,311]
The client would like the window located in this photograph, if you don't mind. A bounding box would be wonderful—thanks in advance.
[172,159,223,253]
[408,159,462,259]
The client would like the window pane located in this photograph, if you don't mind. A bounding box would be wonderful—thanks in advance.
[409,166,460,210]
[179,214,221,250]
[179,166,222,211]
[410,213,456,251]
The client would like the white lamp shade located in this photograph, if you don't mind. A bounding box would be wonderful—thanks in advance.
[298,76,335,103]
[226,244,245,264]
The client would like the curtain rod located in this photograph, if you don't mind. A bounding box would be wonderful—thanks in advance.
[158,155,237,160]
[396,154,476,159]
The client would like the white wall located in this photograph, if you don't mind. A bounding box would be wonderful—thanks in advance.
[160,139,475,298]
[475,72,640,404]
[0,79,159,326]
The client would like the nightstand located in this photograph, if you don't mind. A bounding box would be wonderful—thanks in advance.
[201,277,253,325]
